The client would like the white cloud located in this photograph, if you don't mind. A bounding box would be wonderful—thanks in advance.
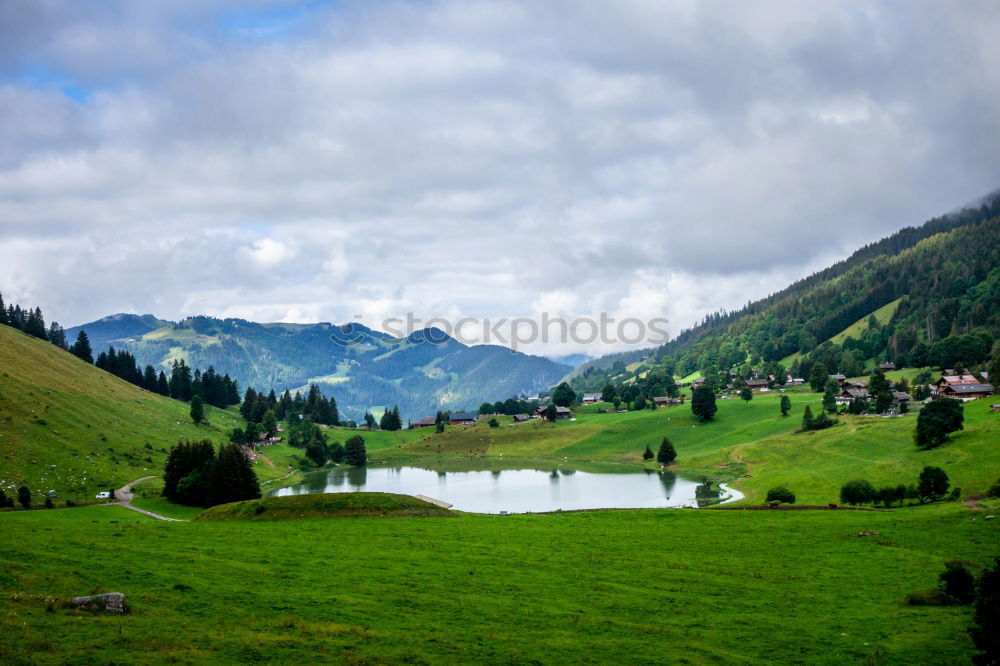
[0,0,998,355]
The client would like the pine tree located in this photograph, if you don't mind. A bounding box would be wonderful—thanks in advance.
[190,394,205,425]
[780,395,791,416]
[69,331,93,364]
[0,292,6,325]
[822,379,839,413]
[657,438,677,464]
[17,486,31,509]
[47,322,67,349]
[157,371,170,396]
[261,409,278,437]
[642,445,654,460]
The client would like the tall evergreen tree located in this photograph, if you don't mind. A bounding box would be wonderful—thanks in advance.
[68,331,93,364]
[190,394,205,425]
[156,370,170,396]
[657,438,677,464]
[47,322,67,349]
[0,292,6,325]
[691,386,717,421]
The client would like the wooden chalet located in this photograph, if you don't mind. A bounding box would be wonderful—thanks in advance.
[411,416,437,429]
[653,396,681,407]
[938,383,994,401]
[448,411,477,426]
[536,405,572,420]
[581,392,602,404]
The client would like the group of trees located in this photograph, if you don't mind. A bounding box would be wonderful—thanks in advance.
[0,487,29,509]
[801,405,835,431]
[162,439,261,507]
[478,397,539,416]
[840,466,954,507]
[643,439,677,464]
[0,293,67,347]
[379,406,403,431]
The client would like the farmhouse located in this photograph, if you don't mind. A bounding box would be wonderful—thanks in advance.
[892,391,911,405]
[582,392,602,404]
[836,387,870,405]
[938,383,994,401]
[448,411,477,426]
[512,414,531,422]
[829,374,846,382]
[786,377,805,386]
[411,416,437,429]
[536,405,572,420]
[653,396,680,407]
[746,379,769,391]
[878,362,896,371]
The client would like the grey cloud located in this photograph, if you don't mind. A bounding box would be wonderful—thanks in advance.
[1,0,998,351]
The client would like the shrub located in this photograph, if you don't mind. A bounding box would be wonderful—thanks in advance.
[44,497,53,509]
[642,445,654,460]
[765,487,796,504]
[971,556,1000,663]
[987,478,1000,499]
[65,500,76,507]
[488,418,499,428]
[940,561,976,605]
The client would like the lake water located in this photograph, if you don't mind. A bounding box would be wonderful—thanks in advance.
[271,466,744,513]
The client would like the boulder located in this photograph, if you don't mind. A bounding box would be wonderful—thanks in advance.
[70,592,128,614]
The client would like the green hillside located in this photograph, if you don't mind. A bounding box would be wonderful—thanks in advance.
[196,492,453,521]
[0,324,243,500]
[571,201,1000,392]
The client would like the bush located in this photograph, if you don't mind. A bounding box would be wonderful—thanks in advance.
[987,478,1000,499]
[488,418,499,428]
[765,487,796,504]
[65,500,76,507]
[642,445,654,460]
[940,561,976,605]
[44,497,53,509]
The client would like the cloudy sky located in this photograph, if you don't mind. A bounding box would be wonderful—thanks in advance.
[1,1,998,356]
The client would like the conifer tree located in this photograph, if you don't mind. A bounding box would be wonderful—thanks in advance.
[344,435,367,467]
[68,331,93,364]
[780,395,792,416]
[47,322,67,349]
[657,438,677,464]
[190,394,205,425]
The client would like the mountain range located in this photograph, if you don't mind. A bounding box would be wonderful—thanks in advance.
[66,315,570,422]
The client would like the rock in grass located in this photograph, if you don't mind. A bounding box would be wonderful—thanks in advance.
[70,592,128,614]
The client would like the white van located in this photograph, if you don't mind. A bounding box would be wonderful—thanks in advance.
[95,491,110,499]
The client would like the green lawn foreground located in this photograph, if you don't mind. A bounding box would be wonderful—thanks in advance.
[1,502,997,664]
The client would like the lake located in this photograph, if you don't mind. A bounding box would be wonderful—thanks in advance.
[271,465,744,513]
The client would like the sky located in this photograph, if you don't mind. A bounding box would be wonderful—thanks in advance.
[1,0,999,357]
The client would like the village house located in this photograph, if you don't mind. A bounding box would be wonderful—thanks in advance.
[938,383,995,401]
[448,411,477,426]
[653,396,681,407]
[411,416,437,429]
[892,391,911,406]
[878,362,896,371]
[536,405,572,420]
[512,413,531,423]
[747,379,769,391]
[835,387,871,405]
[829,373,847,382]
[582,392,602,404]
[786,376,805,386]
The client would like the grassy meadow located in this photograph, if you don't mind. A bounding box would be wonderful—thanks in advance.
[1,499,997,664]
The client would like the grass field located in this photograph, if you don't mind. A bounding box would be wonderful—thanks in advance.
[0,499,996,664]
[0,325,244,501]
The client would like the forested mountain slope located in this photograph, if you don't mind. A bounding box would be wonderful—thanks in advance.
[571,195,1000,390]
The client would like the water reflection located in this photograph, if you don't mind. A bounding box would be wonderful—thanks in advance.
[271,465,740,513]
